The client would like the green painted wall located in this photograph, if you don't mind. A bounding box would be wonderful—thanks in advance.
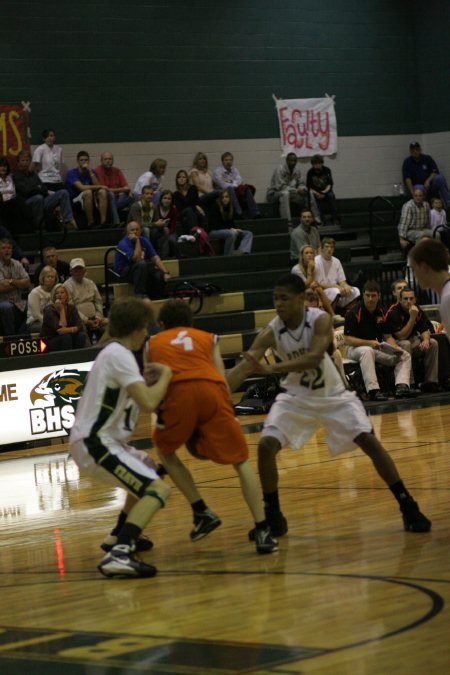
[413,1,450,133]
[0,0,444,144]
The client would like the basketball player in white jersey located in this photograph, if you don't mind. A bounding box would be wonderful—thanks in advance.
[70,297,172,578]
[409,238,450,335]
[228,274,431,537]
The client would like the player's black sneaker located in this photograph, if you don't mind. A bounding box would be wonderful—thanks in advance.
[255,527,279,554]
[101,534,154,553]
[400,498,432,533]
[248,510,288,541]
[190,509,222,541]
[98,544,157,578]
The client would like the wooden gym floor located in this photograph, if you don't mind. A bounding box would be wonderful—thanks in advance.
[0,397,449,674]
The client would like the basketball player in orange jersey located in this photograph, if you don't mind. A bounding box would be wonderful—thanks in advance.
[145,298,278,554]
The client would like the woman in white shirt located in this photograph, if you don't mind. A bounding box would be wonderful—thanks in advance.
[26,265,58,332]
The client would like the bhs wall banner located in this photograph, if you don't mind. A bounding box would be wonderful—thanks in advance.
[274,95,337,157]
[0,102,31,164]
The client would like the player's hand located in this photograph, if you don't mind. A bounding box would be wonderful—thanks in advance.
[144,362,172,385]
[419,339,430,351]
[409,304,419,317]
[242,352,270,374]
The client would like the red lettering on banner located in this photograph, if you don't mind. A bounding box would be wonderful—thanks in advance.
[278,105,331,151]
[0,104,30,165]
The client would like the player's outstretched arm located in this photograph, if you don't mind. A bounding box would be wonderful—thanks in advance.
[226,325,275,392]
[127,364,172,412]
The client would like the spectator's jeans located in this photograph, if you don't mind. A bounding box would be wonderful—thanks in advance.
[346,345,411,393]
[268,188,307,222]
[44,332,87,352]
[229,185,260,218]
[314,190,338,221]
[26,190,74,227]
[108,192,132,225]
[0,301,26,336]
[429,175,450,207]
[149,226,170,259]
[209,228,253,255]
[127,260,166,299]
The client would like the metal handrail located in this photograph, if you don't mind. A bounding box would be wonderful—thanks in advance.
[103,246,120,312]
[368,196,396,260]
[37,220,68,262]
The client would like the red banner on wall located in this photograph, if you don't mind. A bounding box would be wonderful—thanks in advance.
[0,103,30,165]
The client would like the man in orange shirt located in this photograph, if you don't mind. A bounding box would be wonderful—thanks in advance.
[145,299,278,554]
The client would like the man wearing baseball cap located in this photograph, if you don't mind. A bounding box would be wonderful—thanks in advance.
[64,257,108,343]
[402,142,450,208]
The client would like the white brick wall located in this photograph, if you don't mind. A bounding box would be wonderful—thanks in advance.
[42,131,450,202]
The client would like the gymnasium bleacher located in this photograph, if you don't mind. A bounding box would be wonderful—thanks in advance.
[9,192,436,367]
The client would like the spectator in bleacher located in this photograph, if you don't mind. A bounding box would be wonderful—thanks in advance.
[41,283,86,351]
[402,142,450,208]
[313,237,360,313]
[306,154,340,226]
[65,151,112,229]
[173,169,206,234]
[34,245,71,286]
[208,189,253,256]
[430,198,447,232]
[95,152,132,225]
[398,186,434,251]
[31,128,66,191]
[133,158,167,202]
[13,151,77,231]
[26,265,58,333]
[429,197,450,249]
[213,152,260,219]
[385,286,440,392]
[0,224,30,270]
[0,237,31,336]
[64,258,108,343]
[390,278,408,303]
[127,185,156,238]
[151,190,178,258]
[291,244,335,317]
[114,221,171,300]
[289,209,320,262]
[0,155,31,234]
[391,274,450,386]
[266,153,308,228]
[189,152,222,210]
[344,280,416,401]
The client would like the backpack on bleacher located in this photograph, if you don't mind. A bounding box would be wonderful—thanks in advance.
[234,375,282,415]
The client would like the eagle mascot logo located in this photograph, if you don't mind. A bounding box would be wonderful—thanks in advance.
[30,369,88,408]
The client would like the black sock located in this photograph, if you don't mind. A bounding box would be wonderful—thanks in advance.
[156,463,168,478]
[111,510,127,536]
[389,480,411,503]
[191,499,207,515]
[255,519,268,531]
[116,522,142,548]
[263,491,280,513]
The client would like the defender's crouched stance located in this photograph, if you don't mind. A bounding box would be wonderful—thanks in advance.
[146,299,278,554]
[70,297,172,578]
[227,274,431,538]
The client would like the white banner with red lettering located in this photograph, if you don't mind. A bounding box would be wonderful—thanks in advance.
[275,95,337,157]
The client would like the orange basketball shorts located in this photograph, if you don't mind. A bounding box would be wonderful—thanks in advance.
[153,380,248,465]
